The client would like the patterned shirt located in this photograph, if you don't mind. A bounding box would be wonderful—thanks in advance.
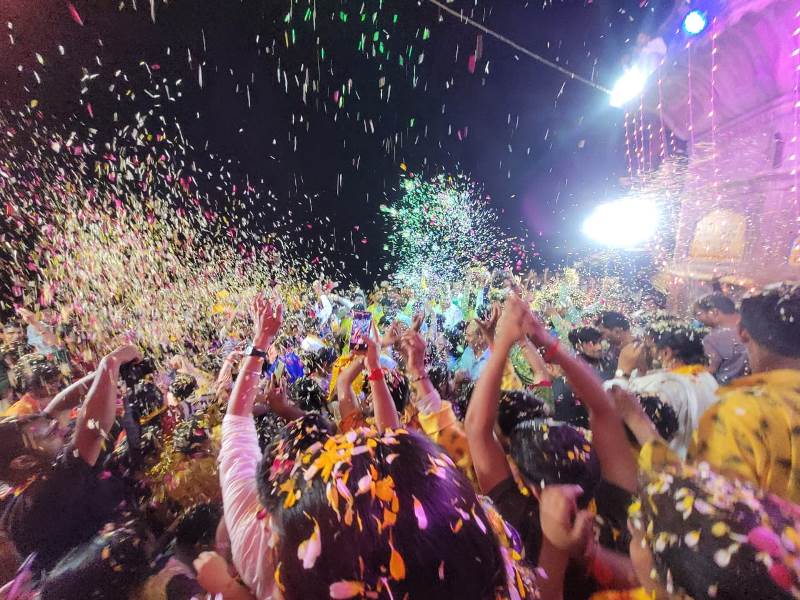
[689,369,800,503]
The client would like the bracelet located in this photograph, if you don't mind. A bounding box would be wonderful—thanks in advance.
[410,372,429,384]
[542,339,560,362]
[367,368,384,382]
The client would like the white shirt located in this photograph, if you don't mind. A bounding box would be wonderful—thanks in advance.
[219,414,276,600]
[606,369,718,458]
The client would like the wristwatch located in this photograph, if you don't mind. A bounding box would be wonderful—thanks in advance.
[244,344,268,359]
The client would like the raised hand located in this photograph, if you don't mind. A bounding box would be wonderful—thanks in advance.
[104,344,143,371]
[475,302,501,346]
[399,329,426,375]
[380,321,404,348]
[363,322,383,371]
[493,293,533,350]
[264,376,288,411]
[194,551,234,595]
[539,484,594,558]
[251,292,283,347]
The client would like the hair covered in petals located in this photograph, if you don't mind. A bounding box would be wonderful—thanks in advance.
[257,414,537,599]
[630,460,800,600]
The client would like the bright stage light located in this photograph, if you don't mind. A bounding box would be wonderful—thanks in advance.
[682,10,708,36]
[609,66,647,108]
[582,197,660,248]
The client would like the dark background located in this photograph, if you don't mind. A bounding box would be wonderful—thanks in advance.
[0,0,675,286]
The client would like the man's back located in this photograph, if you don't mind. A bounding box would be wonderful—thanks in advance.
[690,369,800,502]
[702,326,749,384]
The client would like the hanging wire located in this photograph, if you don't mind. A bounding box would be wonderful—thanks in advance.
[425,0,611,95]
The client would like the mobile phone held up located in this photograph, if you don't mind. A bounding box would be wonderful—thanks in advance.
[350,310,372,352]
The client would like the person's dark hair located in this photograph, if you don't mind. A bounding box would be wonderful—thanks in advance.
[631,462,800,600]
[427,363,451,400]
[174,503,222,549]
[694,293,737,315]
[595,311,630,332]
[649,324,707,366]
[256,416,533,599]
[383,369,410,413]
[302,347,336,375]
[496,391,548,438]
[567,327,603,349]
[172,414,211,455]
[507,419,600,508]
[452,380,475,421]
[169,373,198,401]
[740,283,800,358]
[290,377,327,414]
[254,411,289,453]
[123,382,166,463]
[39,520,151,600]
[11,353,60,395]
[630,395,678,443]
[444,321,467,356]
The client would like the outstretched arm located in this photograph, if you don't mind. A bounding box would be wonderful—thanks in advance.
[42,371,96,418]
[465,296,530,493]
[73,345,141,466]
[364,323,400,431]
[228,294,283,418]
[528,318,637,492]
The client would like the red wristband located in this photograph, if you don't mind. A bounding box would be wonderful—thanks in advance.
[542,339,560,362]
[368,367,384,382]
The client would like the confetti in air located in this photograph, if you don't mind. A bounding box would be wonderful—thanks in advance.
[380,173,523,295]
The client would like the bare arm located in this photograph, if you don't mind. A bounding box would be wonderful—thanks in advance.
[73,346,141,466]
[336,356,365,425]
[228,295,283,418]
[520,338,551,384]
[365,323,400,431]
[465,297,531,493]
[530,320,637,492]
[42,371,96,418]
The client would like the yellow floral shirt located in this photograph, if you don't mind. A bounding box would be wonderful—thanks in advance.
[688,369,800,503]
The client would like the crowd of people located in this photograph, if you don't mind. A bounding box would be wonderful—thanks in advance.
[0,268,799,600]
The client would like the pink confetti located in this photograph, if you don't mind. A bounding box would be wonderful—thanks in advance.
[66,2,84,26]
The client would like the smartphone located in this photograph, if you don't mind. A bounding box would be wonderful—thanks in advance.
[350,310,372,352]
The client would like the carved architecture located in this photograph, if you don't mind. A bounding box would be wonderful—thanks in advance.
[635,0,799,305]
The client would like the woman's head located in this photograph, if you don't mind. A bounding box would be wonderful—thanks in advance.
[648,324,707,367]
[629,461,800,600]
[506,420,600,507]
[174,502,223,554]
[496,391,549,439]
[256,415,535,599]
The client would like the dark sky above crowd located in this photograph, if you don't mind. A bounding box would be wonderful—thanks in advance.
[0,0,675,285]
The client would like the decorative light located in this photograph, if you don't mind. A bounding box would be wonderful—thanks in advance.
[682,10,708,36]
[582,196,660,248]
[610,66,647,108]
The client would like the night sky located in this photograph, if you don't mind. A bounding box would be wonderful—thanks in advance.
[0,0,675,286]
